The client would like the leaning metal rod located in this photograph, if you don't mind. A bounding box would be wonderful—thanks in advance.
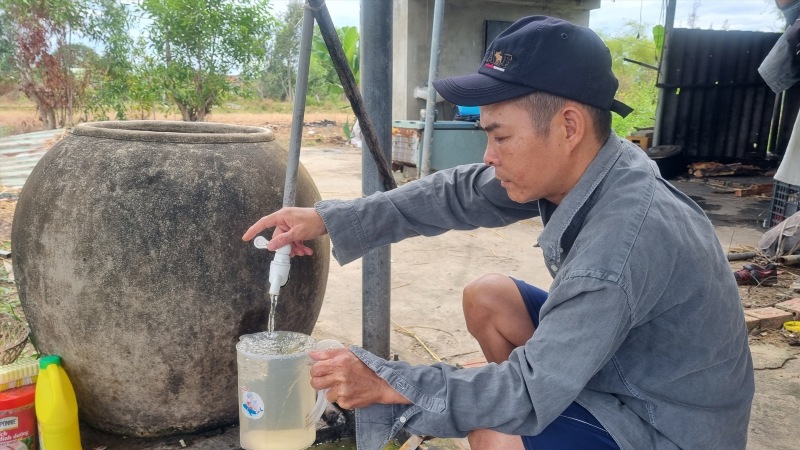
[307,0,397,191]
[283,4,316,207]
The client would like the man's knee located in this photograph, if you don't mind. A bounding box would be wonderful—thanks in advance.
[463,273,509,325]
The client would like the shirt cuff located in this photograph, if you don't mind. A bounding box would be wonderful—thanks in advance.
[351,346,436,449]
[315,199,367,265]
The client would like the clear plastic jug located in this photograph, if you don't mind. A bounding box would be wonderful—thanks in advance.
[236,331,342,450]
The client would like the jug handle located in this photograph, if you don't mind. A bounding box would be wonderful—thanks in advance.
[305,339,344,428]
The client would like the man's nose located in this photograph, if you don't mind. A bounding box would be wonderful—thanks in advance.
[483,145,497,166]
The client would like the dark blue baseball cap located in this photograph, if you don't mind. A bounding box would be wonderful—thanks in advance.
[432,16,633,117]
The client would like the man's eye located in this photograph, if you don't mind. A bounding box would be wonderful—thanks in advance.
[494,136,508,143]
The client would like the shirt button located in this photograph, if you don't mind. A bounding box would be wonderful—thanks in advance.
[400,417,407,424]
[550,264,558,272]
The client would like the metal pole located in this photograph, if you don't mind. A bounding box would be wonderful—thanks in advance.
[653,0,676,147]
[283,4,315,207]
[360,0,393,358]
[420,0,445,177]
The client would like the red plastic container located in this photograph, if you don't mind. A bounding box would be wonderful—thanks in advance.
[0,384,36,449]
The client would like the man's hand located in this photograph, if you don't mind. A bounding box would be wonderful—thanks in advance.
[242,207,327,256]
[309,348,411,410]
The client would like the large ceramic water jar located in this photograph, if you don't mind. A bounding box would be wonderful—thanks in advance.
[11,121,330,436]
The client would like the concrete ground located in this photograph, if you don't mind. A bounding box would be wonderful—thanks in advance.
[83,145,798,449]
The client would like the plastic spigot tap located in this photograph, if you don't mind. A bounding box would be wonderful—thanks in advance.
[268,244,291,296]
[253,237,292,296]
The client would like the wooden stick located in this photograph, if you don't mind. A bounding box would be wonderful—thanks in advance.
[393,321,442,362]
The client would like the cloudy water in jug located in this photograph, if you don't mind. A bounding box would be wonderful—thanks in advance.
[237,331,317,450]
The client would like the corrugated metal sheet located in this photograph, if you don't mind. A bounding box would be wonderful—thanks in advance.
[0,129,64,188]
[655,28,800,162]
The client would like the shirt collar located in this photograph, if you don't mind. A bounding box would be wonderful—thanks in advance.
[536,134,624,265]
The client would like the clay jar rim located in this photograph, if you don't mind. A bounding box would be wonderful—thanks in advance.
[72,120,275,144]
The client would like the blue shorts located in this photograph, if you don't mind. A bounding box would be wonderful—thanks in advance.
[511,278,620,450]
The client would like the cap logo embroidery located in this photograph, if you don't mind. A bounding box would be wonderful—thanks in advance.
[484,51,512,72]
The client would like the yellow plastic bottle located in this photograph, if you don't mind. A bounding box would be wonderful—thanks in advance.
[35,355,82,450]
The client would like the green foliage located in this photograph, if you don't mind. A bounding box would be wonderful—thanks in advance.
[258,0,304,101]
[343,116,351,140]
[1,0,362,122]
[0,0,132,127]
[599,21,660,138]
[0,11,16,89]
[652,25,665,61]
[310,25,360,97]
[138,0,275,121]
[81,0,134,120]
[251,17,361,104]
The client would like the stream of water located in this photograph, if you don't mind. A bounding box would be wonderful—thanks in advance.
[267,294,279,335]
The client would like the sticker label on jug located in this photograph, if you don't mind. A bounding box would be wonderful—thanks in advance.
[241,388,264,419]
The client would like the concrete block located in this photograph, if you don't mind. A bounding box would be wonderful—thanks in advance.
[745,314,760,331]
[744,307,794,330]
[775,298,800,320]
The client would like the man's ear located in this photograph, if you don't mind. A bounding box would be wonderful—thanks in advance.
[561,104,586,150]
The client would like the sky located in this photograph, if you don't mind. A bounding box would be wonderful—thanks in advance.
[269,0,787,34]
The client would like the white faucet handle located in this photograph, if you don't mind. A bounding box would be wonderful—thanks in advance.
[253,236,269,249]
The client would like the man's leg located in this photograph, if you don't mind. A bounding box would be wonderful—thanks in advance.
[462,276,619,450]
[463,273,538,363]
[462,274,542,450]
[468,429,526,450]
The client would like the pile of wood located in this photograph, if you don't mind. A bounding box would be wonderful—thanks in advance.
[688,162,763,178]
[704,179,774,197]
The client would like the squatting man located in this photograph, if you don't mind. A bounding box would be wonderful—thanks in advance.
[242,15,753,450]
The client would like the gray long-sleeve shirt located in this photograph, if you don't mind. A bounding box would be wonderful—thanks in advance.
[315,134,754,450]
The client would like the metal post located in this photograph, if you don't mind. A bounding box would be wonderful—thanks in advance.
[360,0,393,358]
[419,0,445,177]
[282,5,315,207]
[653,0,676,147]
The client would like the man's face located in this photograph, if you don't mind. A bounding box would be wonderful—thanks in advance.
[480,100,569,204]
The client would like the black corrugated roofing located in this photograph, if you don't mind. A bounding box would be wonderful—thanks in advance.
[655,28,800,163]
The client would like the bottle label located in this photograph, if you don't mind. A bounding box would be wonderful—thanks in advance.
[241,388,264,419]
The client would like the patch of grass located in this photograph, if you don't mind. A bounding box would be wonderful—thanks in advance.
[0,249,34,359]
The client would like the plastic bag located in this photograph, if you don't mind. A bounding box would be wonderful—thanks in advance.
[758,211,800,258]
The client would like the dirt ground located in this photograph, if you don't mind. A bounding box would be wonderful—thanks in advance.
[0,103,352,149]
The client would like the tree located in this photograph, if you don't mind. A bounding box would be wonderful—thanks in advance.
[0,11,16,95]
[0,0,130,128]
[81,0,134,121]
[139,0,275,122]
[258,0,304,101]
